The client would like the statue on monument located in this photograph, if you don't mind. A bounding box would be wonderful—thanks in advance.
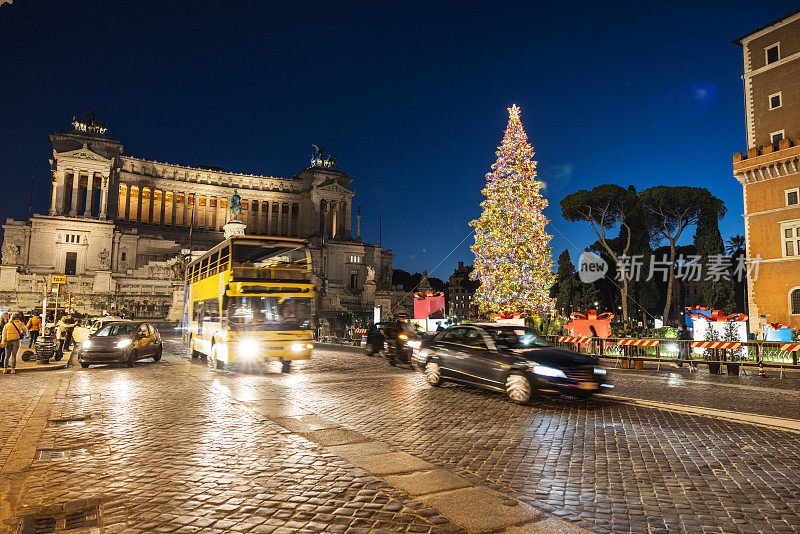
[1,242,18,265]
[98,249,110,270]
[229,189,243,221]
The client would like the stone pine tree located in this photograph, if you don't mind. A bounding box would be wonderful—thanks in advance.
[470,105,555,316]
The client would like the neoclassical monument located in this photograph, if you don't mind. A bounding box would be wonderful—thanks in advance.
[0,113,394,319]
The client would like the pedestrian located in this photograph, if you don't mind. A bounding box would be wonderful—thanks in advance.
[2,312,28,374]
[55,314,69,361]
[65,315,76,350]
[26,313,41,348]
[676,321,693,368]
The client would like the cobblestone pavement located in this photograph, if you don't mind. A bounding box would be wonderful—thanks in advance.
[228,344,800,534]
[598,366,800,420]
[3,338,800,533]
[0,355,463,533]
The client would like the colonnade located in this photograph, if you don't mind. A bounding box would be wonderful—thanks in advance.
[115,183,300,236]
[49,168,109,219]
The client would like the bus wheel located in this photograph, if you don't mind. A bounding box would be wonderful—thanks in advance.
[281,360,291,373]
[211,344,224,370]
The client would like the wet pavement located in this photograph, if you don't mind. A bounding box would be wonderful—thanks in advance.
[0,337,799,533]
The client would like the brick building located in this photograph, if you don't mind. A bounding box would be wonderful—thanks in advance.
[732,9,800,329]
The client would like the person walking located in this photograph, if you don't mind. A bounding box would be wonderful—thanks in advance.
[64,315,76,350]
[2,312,28,374]
[26,313,41,348]
[55,314,69,361]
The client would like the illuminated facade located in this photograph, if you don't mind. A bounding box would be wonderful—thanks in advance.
[732,10,800,328]
[0,115,394,319]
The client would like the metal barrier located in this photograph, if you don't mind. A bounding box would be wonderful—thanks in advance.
[547,335,800,375]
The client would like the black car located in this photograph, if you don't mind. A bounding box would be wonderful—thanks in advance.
[78,321,163,368]
[414,323,609,404]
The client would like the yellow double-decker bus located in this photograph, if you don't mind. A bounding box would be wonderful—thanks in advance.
[185,236,313,372]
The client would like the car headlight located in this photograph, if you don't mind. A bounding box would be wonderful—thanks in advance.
[531,365,567,379]
[82,340,92,349]
[593,368,607,375]
[116,339,131,349]
[240,339,259,356]
[407,340,421,349]
[291,342,306,353]
[398,334,408,340]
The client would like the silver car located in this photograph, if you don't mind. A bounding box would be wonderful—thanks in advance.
[78,321,163,368]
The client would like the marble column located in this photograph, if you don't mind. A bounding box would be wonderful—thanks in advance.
[256,200,263,235]
[265,201,272,235]
[69,171,80,216]
[84,171,94,216]
[99,174,109,219]
[50,169,63,215]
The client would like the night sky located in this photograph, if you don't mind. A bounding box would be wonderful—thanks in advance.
[1,1,797,279]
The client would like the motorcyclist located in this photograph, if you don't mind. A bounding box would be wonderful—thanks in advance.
[381,321,417,366]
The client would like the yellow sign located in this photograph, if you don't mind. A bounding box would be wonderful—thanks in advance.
[51,275,66,284]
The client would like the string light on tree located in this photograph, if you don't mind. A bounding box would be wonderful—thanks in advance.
[470,104,555,316]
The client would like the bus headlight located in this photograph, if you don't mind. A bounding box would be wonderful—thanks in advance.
[239,339,259,356]
[406,340,422,349]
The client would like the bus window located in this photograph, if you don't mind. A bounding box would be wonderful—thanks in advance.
[207,298,220,321]
[228,296,311,331]
[210,251,220,276]
[200,257,209,279]
[219,245,230,271]
[231,242,310,281]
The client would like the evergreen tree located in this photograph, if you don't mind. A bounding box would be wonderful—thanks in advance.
[470,105,555,315]
[694,200,735,313]
[553,249,578,316]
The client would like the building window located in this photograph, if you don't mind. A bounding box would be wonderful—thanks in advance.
[786,188,799,207]
[121,252,127,261]
[770,130,784,145]
[769,92,782,110]
[348,255,362,264]
[350,271,358,289]
[782,223,800,257]
[765,43,780,65]
[792,289,800,315]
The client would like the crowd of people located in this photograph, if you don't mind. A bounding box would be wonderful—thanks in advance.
[0,311,79,374]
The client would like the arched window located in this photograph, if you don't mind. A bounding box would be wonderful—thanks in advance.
[791,288,800,315]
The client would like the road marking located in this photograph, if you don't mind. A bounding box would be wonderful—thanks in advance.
[600,394,800,434]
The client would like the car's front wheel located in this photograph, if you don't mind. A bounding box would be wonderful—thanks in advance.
[80,362,90,369]
[505,372,533,404]
[424,360,442,386]
[153,344,163,362]
[126,350,138,368]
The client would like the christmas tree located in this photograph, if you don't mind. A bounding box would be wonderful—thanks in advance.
[469,105,555,316]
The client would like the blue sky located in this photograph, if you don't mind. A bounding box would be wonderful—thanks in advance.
[1,1,796,279]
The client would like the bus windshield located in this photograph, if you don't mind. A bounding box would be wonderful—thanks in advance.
[231,242,310,281]
[227,296,311,331]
